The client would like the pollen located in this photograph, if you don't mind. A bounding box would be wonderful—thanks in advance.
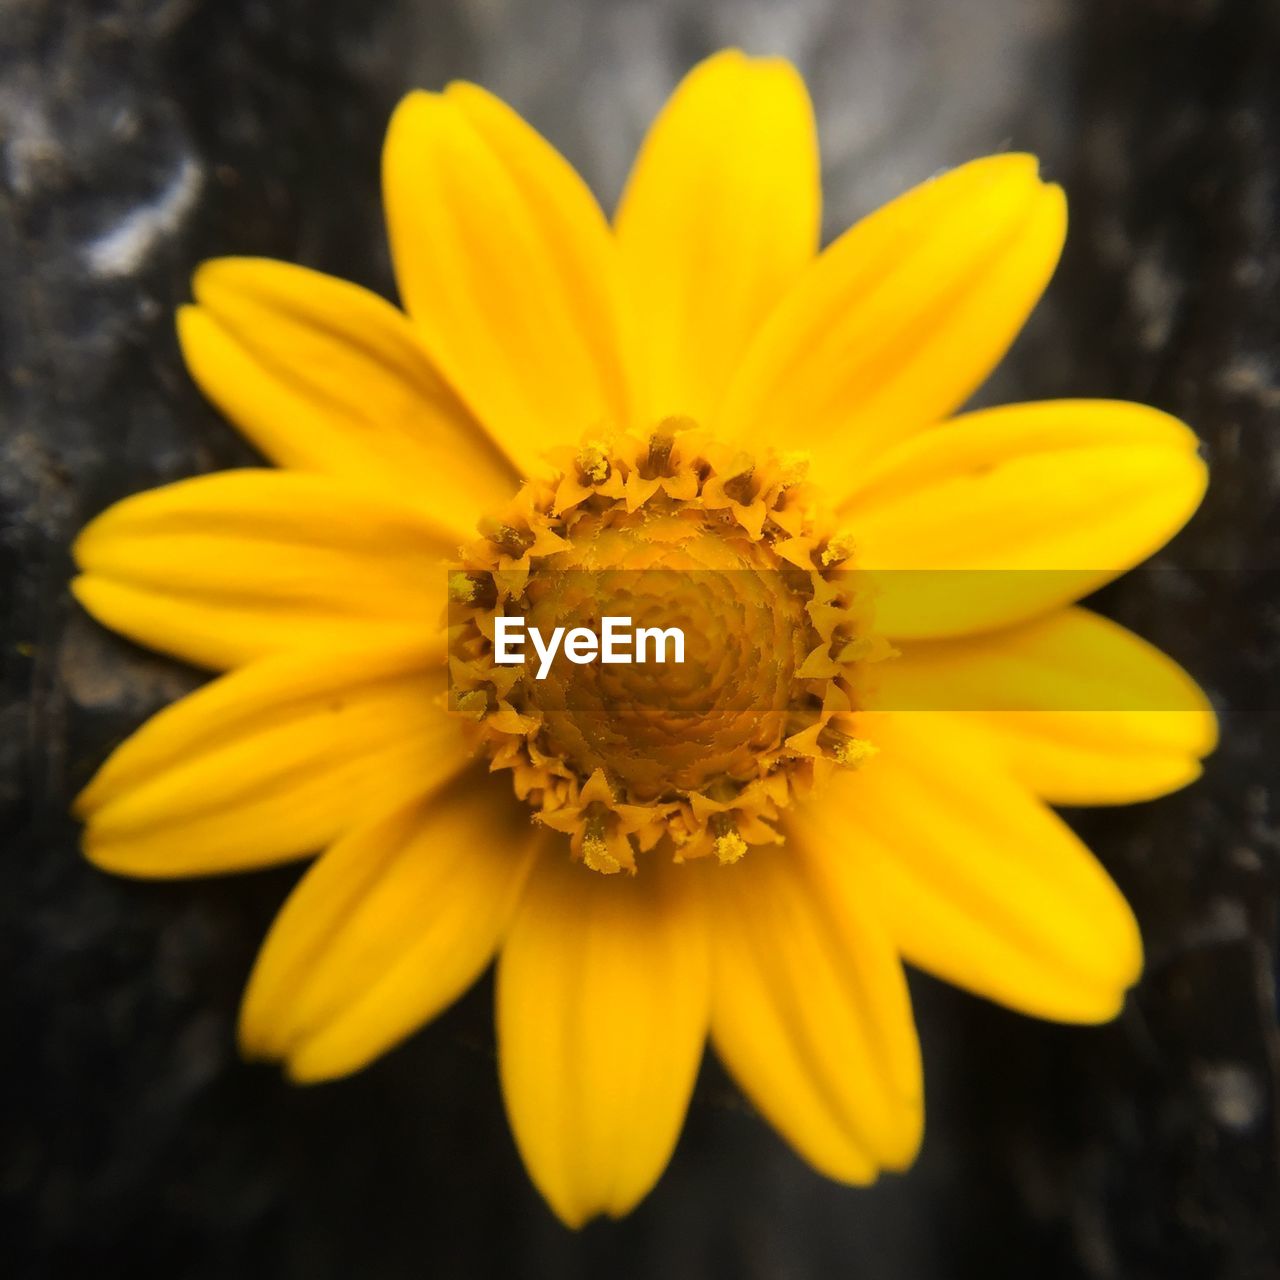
[819,723,878,768]
[709,814,748,865]
[447,423,882,873]
[579,804,620,873]
[575,442,611,485]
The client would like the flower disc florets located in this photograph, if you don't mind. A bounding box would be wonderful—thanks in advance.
[447,419,887,873]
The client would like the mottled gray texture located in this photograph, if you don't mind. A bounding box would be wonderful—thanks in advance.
[3,1,1278,1277]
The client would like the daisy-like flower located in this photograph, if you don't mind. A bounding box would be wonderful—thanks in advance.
[72,51,1216,1226]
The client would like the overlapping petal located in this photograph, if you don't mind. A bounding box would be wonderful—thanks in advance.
[240,768,539,1081]
[818,713,1143,1022]
[384,83,636,469]
[178,259,514,531]
[76,644,467,877]
[717,154,1066,470]
[615,49,819,423]
[73,470,453,670]
[497,853,708,1227]
[66,49,1221,1226]
[870,607,1217,803]
[844,400,1207,637]
[708,835,923,1183]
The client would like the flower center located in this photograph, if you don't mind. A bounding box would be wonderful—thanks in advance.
[447,421,884,873]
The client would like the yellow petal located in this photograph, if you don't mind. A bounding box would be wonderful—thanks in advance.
[615,49,819,422]
[384,85,634,470]
[845,400,1207,637]
[178,258,515,532]
[77,644,469,877]
[73,469,452,670]
[718,154,1065,469]
[240,768,539,1081]
[823,712,1143,1022]
[870,607,1217,803]
[497,853,708,1228]
[708,841,923,1183]
[964,715,1206,805]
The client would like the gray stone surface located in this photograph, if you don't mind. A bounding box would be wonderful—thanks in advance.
[3,0,1278,1276]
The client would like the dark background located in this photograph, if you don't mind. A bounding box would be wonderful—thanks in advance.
[3,0,1278,1275]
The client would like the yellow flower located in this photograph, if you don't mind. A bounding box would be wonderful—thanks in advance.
[70,50,1216,1227]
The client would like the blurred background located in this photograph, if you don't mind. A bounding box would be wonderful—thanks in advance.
[2,0,1278,1276]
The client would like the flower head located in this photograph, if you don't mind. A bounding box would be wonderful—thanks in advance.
[72,50,1215,1227]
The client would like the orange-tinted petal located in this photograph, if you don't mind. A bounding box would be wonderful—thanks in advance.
[871,607,1217,803]
[845,401,1207,637]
